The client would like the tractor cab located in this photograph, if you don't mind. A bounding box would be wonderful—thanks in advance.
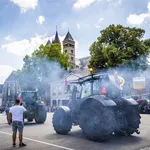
[17,90,39,106]
[69,72,125,107]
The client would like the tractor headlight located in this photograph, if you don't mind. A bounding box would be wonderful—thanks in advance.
[147,100,150,104]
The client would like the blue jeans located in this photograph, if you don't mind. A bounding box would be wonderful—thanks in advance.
[12,121,24,133]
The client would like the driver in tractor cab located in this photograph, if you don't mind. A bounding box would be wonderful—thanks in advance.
[100,73,125,99]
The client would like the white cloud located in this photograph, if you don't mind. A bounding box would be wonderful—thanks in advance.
[99,17,104,22]
[0,65,15,83]
[10,0,38,13]
[36,16,45,24]
[2,34,79,56]
[127,13,150,25]
[4,35,12,41]
[73,0,96,9]
[73,0,121,9]
[77,23,81,29]
[75,40,79,50]
[107,0,122,4]
[127,2,150,25]
[95,25,100,28]
[148,2,150,12]
[2,35,48,56]
[95,17,104,28]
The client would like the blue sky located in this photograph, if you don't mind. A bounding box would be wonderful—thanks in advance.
[0,0,150,83]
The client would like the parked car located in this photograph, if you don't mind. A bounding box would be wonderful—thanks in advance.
[131,94,150,114]
[142,94,150,114]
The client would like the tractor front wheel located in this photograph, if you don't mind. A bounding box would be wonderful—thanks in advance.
[35,104,47,124]
[52,106,72,134]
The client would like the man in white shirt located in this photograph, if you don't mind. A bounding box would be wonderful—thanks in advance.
[8,99,27,147]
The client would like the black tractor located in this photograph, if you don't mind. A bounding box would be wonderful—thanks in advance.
[52,73,141,141]
[18,90,47,123]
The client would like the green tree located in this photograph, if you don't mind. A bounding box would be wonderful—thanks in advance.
[25,43,70,70]
[16,43,70,94]
[89,24,150,72]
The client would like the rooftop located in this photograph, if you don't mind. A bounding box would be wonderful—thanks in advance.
[64,31,74,41]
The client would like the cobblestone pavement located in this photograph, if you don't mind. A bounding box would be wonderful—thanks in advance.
[0,113,150,150]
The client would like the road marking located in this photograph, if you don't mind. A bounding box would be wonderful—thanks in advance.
[0,131,75,150]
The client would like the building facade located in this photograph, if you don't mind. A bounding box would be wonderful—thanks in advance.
[2,72,19,107]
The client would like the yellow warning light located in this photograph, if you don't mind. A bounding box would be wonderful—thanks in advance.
[89,68,94,73]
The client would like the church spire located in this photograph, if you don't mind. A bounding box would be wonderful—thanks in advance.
[46,39,51,46]
[52,25,60,44]
[64,31,74,41]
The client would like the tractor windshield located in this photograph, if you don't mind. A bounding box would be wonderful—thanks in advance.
[81,79,100,99]
[81,81,91,98]
[19,92,38,104]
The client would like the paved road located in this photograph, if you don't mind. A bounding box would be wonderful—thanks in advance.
[0,113,150,150]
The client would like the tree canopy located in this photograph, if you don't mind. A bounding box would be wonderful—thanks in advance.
[15,43,70,94]
[89,24,150,73]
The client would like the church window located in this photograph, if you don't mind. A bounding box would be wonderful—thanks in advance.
[69,44,74,48]
[65,50,67,53]
[71,50,73,53]
[71,57,73,60]
[64,44,68,48]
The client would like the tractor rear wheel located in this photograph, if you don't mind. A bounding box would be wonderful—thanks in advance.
[79,102,116,141]
[125,107,141,135]
[116,106,141,136]
[53,106,72,134]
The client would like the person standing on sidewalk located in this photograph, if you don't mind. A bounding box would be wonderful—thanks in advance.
[8,99,27,147]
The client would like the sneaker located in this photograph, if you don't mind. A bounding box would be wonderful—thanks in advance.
[19,143,27,147]
[12,143,16,147]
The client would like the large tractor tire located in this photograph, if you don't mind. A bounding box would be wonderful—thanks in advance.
[79,101,116,141]
[121,106,141,135]
[53,106,72,134]
[35,104,47,124]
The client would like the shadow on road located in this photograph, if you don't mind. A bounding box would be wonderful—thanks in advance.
[24,122,42,127]
[46,129,142,146]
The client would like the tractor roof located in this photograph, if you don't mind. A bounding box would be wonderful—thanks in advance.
[20,91,37,93]
[70,73,109,84]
